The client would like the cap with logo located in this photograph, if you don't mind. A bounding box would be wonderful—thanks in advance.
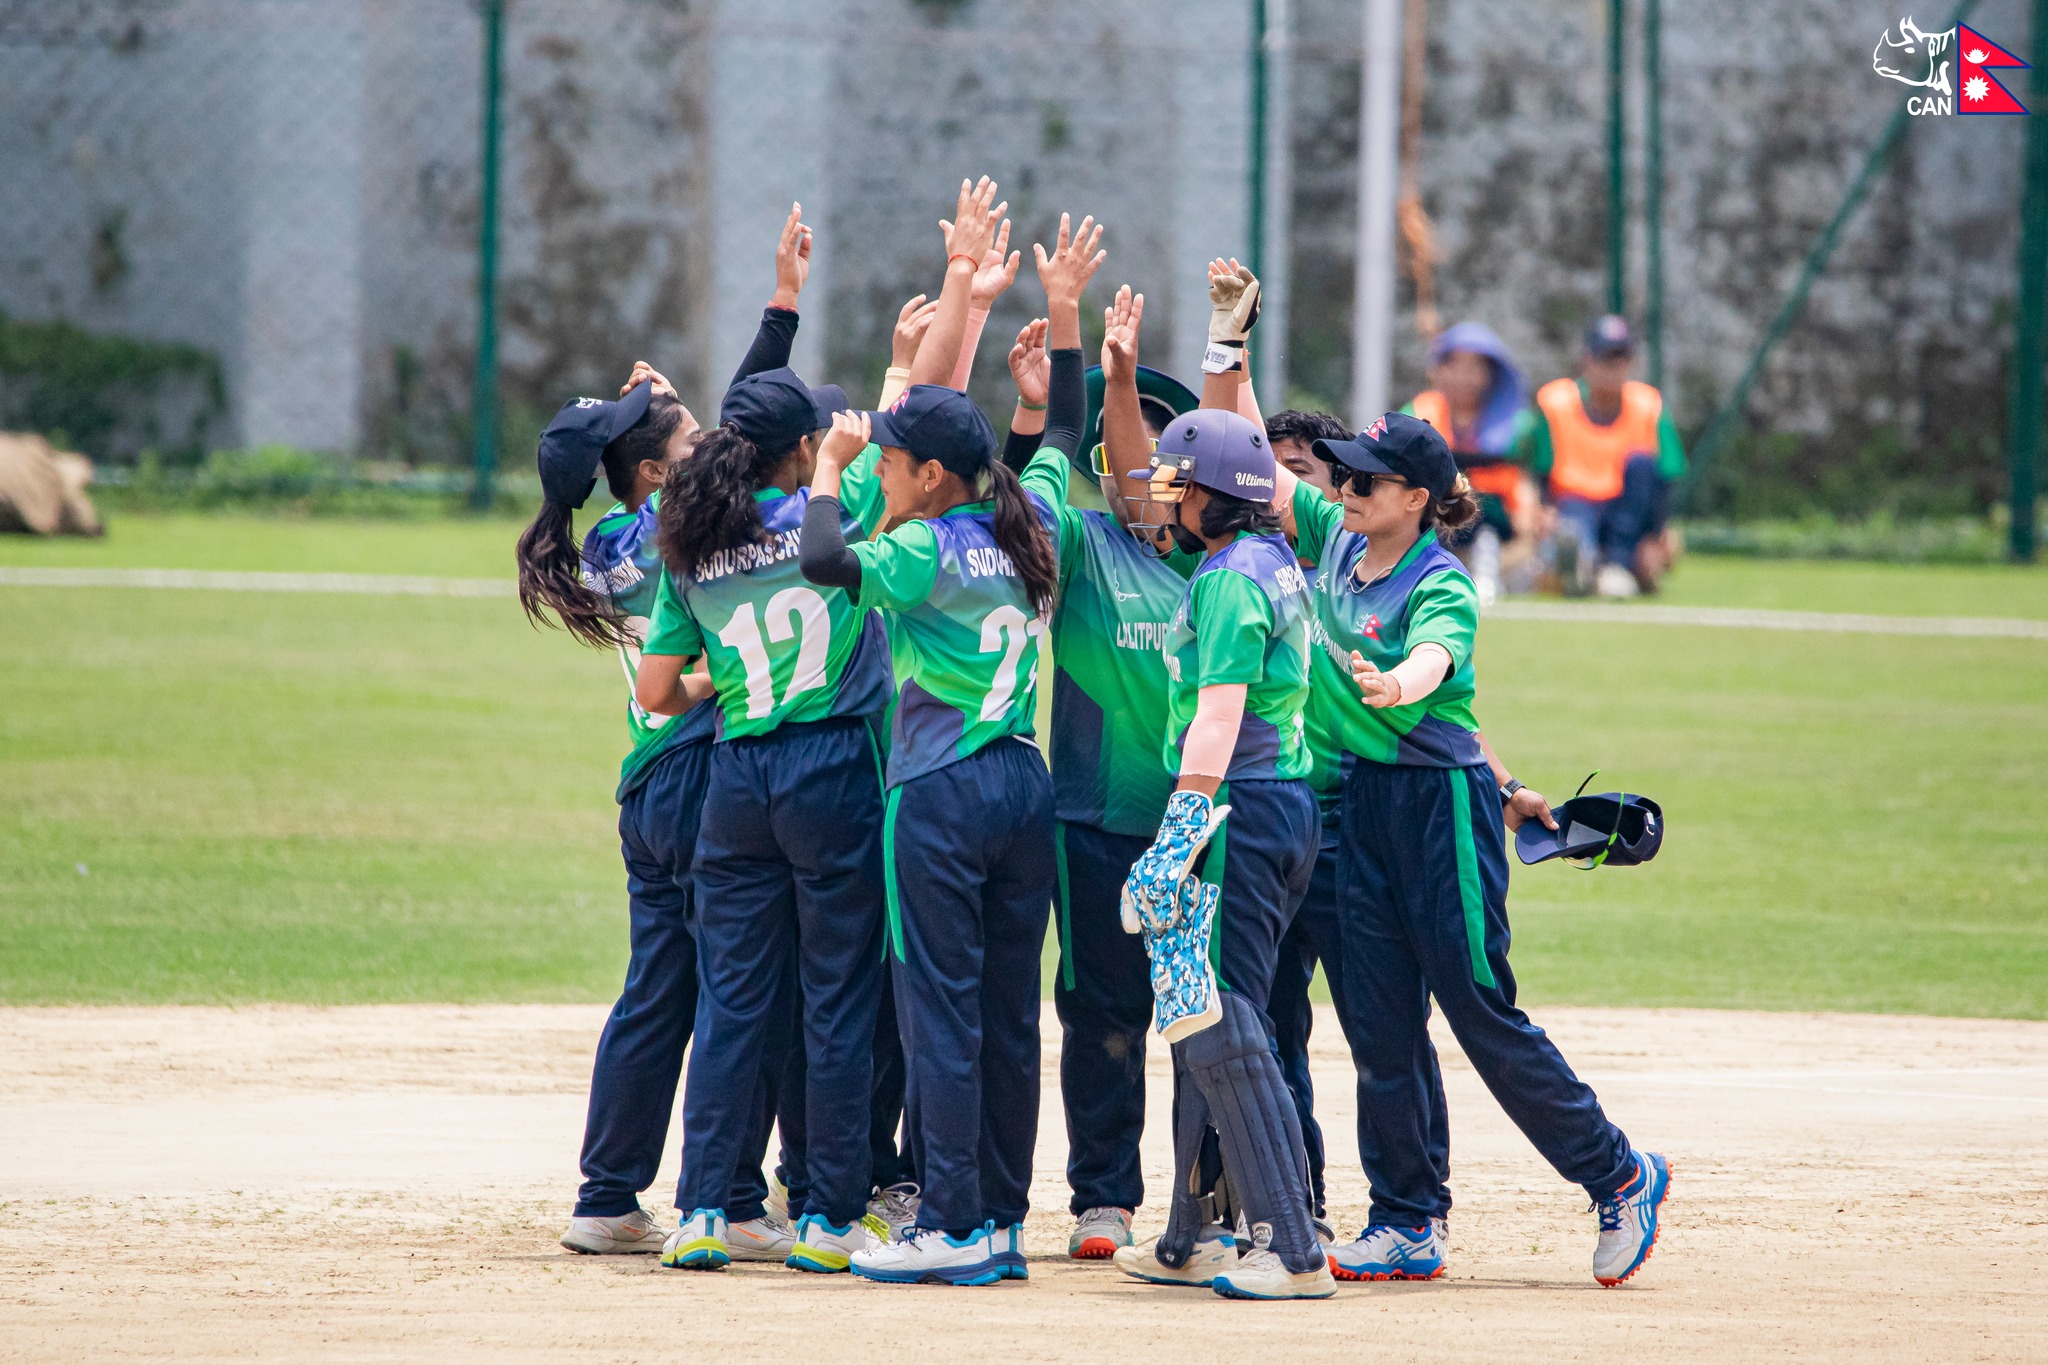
[537,380,654,509]
[721,366,850,454]
[1583,314,1634,360]
[868,383,998,478]
[1136,408,1274,501]
[1312,411,1456,501]
[1515,780,1664,869]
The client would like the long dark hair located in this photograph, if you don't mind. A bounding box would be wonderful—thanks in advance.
[515,393,683,649]
[1197,487,1284,541]
[986,459,1060,615]
[656,426,795,580]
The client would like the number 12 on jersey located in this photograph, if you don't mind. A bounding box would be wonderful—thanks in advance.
[716,587,832,720]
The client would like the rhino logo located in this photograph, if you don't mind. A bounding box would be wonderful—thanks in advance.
[1873,17,1954,100]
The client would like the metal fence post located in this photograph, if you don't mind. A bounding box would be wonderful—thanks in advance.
[1256,0,1293,406]
[1644,0,1663,386]
[2007,0,2048,562]
[1606,0,1626,317]
[469,0,505,511]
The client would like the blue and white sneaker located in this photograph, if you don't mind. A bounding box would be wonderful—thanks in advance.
[785,1213,867,1274]
[1112,1228,1236,1287]
[1592,1151,1671,1287]
[660,1208,729,1271]
[992,1222,1028,1280]
[849,1223,1006,1286]
[1327,1223,1445,1282]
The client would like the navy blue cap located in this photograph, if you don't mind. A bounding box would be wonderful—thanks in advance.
[869,384,997,477]
[720,367,849,453]
[1515,789,1664,868]
[537,381,653,509]
[1313,411,1456,500]
[1584,314,1634,360]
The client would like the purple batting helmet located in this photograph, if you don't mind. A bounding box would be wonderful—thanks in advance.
[1134,408,1276,501]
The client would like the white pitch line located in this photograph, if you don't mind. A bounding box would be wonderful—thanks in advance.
[0,567,513,597]
[1488,599,2048,639]
[3,567,2045,639]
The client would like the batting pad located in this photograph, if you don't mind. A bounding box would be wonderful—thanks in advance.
[1175,992,1322,1274]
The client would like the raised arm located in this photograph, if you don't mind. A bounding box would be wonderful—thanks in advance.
[799,409,873,594]
[880,293,940,408]
[728,202,812,389]
[1003,318,1050,464]
[1098,285,1149,503]
[949,217,1022,390]
[909,177,1003,388]
[1033,212,1104,462]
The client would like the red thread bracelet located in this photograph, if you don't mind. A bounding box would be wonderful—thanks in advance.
[948,253,978,268]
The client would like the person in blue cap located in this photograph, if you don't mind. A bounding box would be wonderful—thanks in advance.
[517,205,824,1259]
[1277,410,1672,1288]
[797,179,1067,1288]
[1402,321,1539,605]
[632,347,898,1274]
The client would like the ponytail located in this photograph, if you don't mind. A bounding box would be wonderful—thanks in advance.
[516,499,635,650]
[657,426,790,580]
[514,391,685,652]
[1421,472,1481,537]
[986,459,1060,616]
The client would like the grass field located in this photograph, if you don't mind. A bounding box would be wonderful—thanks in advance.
[4,513,2046,1014]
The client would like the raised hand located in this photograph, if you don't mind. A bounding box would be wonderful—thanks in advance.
[815,409,871,475]
[1102,285,1145,383]
[1033,213,1107,310]
[939,177,1004,275]
[970,217,1022,309]
[772,202,812,310]
[621,361,677,401]
[891,294,939,370]
[1008,319,1050,407]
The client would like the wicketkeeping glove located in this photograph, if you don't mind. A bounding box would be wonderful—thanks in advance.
[1201,270,1261,374]
[1121,791,1232,934]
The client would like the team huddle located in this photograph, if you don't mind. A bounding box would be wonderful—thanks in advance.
[514,177,1672,1300]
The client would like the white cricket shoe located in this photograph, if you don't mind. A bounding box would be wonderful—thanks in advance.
[1068,1206,1134,1260]
[850,1223,1006,1285]
[863,1181,920,1242]
[1112,1228,1236,1287]
[1213,1244,1338,1300]
[785,1213,869,1274]
[661,1208,729,1270]
[559,1205,667,1255]
[1592,1151,1671,1286]
[724,1213,796,1262]
[764,1170,791,1223]
[993,1222,1028,1280]
[1596,563,1640,598]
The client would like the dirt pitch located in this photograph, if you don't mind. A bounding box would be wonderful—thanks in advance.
[2,1003,2043,1362]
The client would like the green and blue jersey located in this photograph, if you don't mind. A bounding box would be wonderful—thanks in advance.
[852,486,1060,788]
[1292,481,1484,768]
[1161,529,1315,783]
[1019,448,1197,836]
[582,494,716,800]
[643,447,894,741]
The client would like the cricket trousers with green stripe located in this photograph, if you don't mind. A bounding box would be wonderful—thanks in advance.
[1339,759,1635,1227]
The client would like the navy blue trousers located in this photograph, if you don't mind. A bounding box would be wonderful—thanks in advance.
[682,718,887,1226]
[1052,821,1154,1214]
[1264,814,1339,1219]
[888,739,1055,1236]
[1340,759,1634,1226]
[1554,454,1669,567]
[576,740,772,1218]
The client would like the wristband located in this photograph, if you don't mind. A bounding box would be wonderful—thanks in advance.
[1016,400,1047,412]
[885,366,911,381]
[1500,778,1525,801]
[947,253,979,268]
[1201,341,1246,375]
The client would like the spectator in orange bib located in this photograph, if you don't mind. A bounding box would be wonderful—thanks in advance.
[1522,315,1685,597]
[1402,322,1539,606]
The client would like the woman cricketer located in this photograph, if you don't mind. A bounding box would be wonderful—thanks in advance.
[798,180,1067,1287]
[1286,411,1671,1287]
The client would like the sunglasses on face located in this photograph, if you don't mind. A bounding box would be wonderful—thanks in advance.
[1330,466,1410,497]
